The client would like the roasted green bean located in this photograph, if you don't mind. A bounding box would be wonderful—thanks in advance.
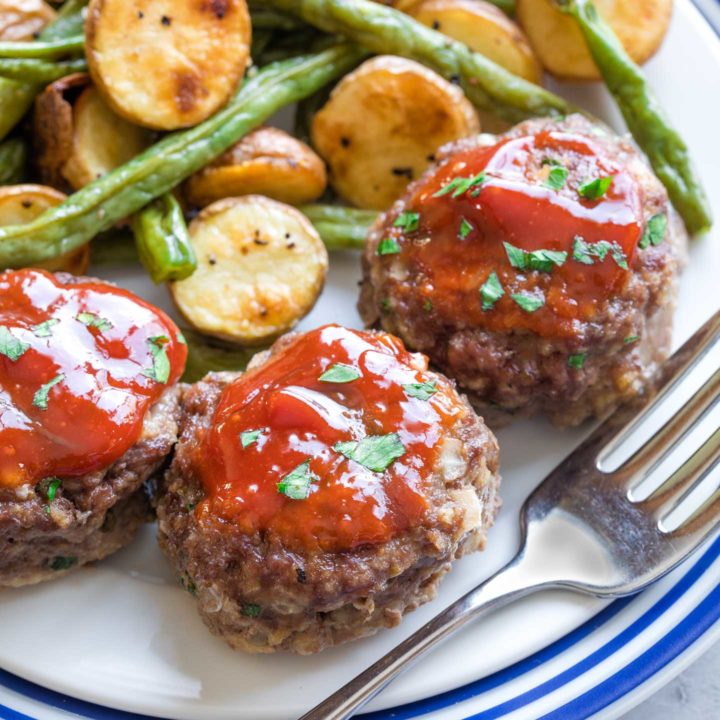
[0,36,85,59]
[181,328,257,383]
[300,204,376,249]
[0,138,28,185]
[0,57,87,83]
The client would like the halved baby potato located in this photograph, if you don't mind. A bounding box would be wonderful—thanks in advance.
[411,0,542,83]
[170,195,328,346]
[311,55,479,210]
[516,0,672,80]
[0,185,89,274]
[185,127,327,208]
[85,0,252,130]
[0,0,55,41]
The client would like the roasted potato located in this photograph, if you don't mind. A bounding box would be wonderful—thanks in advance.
[34,76,152,191]
[411,0,542,83]
[185,127,328,208]
[0,185,89,274]
[85,0,252,130]
[0,0,55,41]
[516,0,672,80]
[311,55,479,210]
[170,195,328,345]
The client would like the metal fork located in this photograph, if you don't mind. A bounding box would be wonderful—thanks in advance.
[302,308,720,720]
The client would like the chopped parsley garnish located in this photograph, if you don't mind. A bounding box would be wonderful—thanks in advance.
[422,299,433,312]
[33,374,64,410]
[176,330,187,345]
[277,461,318,500]
[50,556,77,571]
[459,217,474,239]
[403,380,438,401]
[240,429,263,448]
[77,311,113,332]
[0,326,29,362]
[242,603,261,617]
[377,237,401,255]
[334,433,406,473]
[33,319,59,338]
[544,164,568,190]
[433,171,485,198]
[480,271,504,311]
[578,176,613,200]
[318,363,361,383]
[393,211,420,232]
[143,335,171,383]
[503,242,567,272]
[380,298,392,314]
[511,292,545,313]
[639,213,667,249]
[568,353,587,369]
[572,236,628,269]
[624,335,639,344]
[46,477,62,502]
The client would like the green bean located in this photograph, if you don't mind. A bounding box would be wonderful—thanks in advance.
[560,0,711,235]
[0,36,85,59]
[264,0,571,122]
[0,0,88,141]
[0,45,368,269]
[0,138,28,184]
[0,57,87,83]
[181,328,257,383]
[89,230,139,267]
[301,204,376,249]
[487,0,515,15]
[132,194,197,284]
[249,7,306,31]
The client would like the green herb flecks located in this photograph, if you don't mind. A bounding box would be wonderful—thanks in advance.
[0,325,29,361]
[544,164,568,190]
[511,292,545,313]
[393,211,419,232]
[46,477,62,502]
[33,373,64,410]
[639,213,667,249]
[50,556,77,571]
[241,429,263,448]
[433,171,485,198]
[458,217,474,239]
[242,603,262,617]
[318,363,361,383]
[33,318,59,338]
[377,237,401,255]
[334,432,405,473]
[578,176,613,200]
[572,236,628,269]
[503,242,567,272]
[624,335,639,344]
[403,380,438,401]
[568,353,587,369]
[277,460,318,500]
[480,271,504,311]
[77,311,113,332]
[143,335,171,384]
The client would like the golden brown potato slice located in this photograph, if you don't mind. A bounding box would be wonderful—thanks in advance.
[85,0,252,130]
[0,185,89,274]
[185,127,327,208]
[0,0,55,41]
[311,55,479,210]
[516,0,672,80]
[411,0,542,83]
[170,195,328,345]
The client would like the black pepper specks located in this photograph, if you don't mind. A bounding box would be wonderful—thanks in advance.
[340,136,351,148]
[391,167,413,180]
[432,20,441,30]
[296,567,307,584]
[161,15,172,26]
[208,255,217,265]
[253,238,269,246]
[138,10,144,19]
[21,200,32,209]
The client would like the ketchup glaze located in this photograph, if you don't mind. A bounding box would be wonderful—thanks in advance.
[197,325,467,553]
[0,269,186,489]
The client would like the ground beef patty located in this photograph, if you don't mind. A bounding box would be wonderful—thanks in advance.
[359,114,687,426]
[157,325,500,654]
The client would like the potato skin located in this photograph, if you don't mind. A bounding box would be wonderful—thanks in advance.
[516,0,672,80]
[0,185,89,274]
[170,195,328,346]
[0,0,55,41]
[411,0,542,83]
[185,127,327,208]
[311,55,479,210]
[85,0,251,130]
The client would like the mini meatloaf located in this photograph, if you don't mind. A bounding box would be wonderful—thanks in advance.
[0,269,187,587]
[359,114,687,426]
[157,324,500,654]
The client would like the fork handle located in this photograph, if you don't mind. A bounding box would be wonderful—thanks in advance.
[299,555,541,720]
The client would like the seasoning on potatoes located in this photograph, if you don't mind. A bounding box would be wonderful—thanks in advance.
[185,127,328,209]
[516,0,672,80]
[311,55,480,210]
[0,0,55,41]
[410,0,542,83]
[0,185,89,274]
[84,0,252,130]
[34,75,152,191]
[170,195,328,346]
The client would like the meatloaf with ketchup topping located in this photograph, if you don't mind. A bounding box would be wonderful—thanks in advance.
[359,114,687,426]
[157,324,500,654]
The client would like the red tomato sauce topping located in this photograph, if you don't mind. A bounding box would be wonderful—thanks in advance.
[0,269,186,489]
[197,325,466,553]
[386,129,644,338]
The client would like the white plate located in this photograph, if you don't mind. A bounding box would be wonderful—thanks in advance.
[1,2,719,718]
